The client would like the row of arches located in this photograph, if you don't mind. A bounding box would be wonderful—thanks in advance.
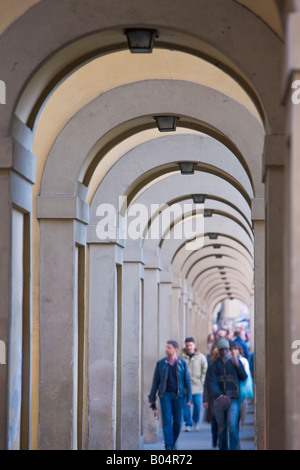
[0,0,299,450]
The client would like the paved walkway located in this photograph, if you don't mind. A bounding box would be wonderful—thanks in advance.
[144,400,255,451]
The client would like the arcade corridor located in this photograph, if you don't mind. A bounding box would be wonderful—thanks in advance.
[0,0,300,450]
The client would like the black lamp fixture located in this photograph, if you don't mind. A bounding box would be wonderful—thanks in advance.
[204,209,213,217]
[124,28,158,53]
[218,266,225,270]
[192,194,206,204]
[179,162,197,175]
[220,271,226,276]
[213,244,221,249]
[208,233,218,240]
[215,254,223,259]
[154,115,179,132]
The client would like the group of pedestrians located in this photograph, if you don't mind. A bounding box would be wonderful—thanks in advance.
[148,327,253,451]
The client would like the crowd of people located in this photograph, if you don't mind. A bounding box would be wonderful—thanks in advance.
[148,324,254,451]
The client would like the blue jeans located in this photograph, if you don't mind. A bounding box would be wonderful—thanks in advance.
[213,398,240,450]
[183,393,201,426]
[160,392,185,449]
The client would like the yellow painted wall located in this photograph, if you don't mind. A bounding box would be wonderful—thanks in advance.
[0,0,41,34]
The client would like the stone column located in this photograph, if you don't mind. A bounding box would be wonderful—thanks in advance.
[179,290,188,346]
[143,263,160,444]
[0,166,11,450]
[263,136,285,450]
[86,238,123,450]
[199,308,207,354]
[251,198,265,450]
[185,300,192,340]
[283,11,300,449]
[171,280,181,341]
[193,304,201,347]
[37,195,88,450]
[122,247,144,450]
[0,121,35,450]
[158,272,173,358]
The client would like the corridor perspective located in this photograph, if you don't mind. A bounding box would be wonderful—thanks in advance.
[1,0,300,451]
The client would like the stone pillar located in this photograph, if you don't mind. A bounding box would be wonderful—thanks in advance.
[0,121,35,450]
[86,239,123,450]
[180,290,188,346]
[186,300,192,340]
[171,281,181,341]
[251,198,265,450]
[283,11,300,448]
[263,136,285,449]
[143,264,160,444]
[122,247,144,450]
[158,272,173,358]
[199,308,207,354]
[0,166,11,450]
[37,196,88,450]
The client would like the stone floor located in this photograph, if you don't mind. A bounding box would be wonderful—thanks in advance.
[144,400,255,451]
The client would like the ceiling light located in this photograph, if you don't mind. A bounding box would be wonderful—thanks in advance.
[208,233,218,240]
[192,194,206,204]
[124,28,158,53]
[204,209,213,217]
[179,162,197,175]
[154,115,179,132]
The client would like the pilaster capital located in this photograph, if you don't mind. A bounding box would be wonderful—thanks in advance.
[123,246,145,264]
[262,134,285,181]
[160,271,173,284]
[37,195,89,224]
[0,136,36,183]
[144,254,161,270]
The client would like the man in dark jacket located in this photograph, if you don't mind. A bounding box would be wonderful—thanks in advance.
[206,337,247,450]
[149,340,192,450]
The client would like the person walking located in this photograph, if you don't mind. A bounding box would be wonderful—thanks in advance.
[203,346,220,448]
[232,329,250,360]
[181,337,208,431]
[148,340,192,450]
[206,337,247,450]
[230,342,254,429]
